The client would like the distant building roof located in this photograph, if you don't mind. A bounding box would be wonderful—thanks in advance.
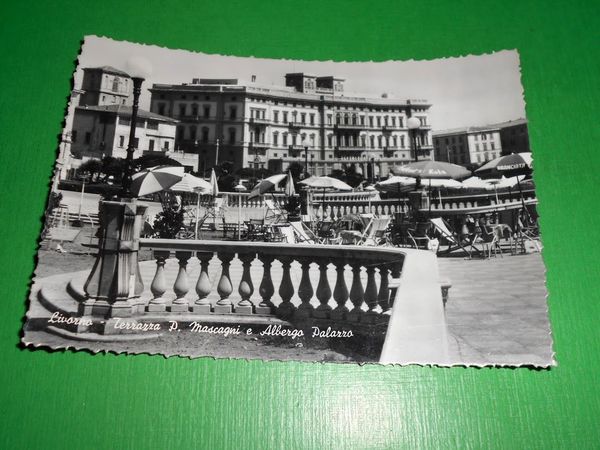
[83,66,131,77]
[75,105,178,123]
[433,118,528,137]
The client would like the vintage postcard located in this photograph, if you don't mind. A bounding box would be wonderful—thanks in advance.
[23,36,553,366]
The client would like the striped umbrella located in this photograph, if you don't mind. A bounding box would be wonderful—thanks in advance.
[169,173,212,194]
[248,173,287,199]
[130,165,185,197]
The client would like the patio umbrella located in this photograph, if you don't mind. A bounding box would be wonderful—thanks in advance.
[394,160,471,180]
[475,152,533,178]
[130,165,185,197]
[169,173,212,193]
[299,176,352,220]
[248,173,287,199]
[461,176,495,190]
[284,171,296,197]
[476,153,534,219]
[209,168,219,197]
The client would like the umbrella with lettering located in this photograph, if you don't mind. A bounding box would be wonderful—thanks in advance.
[130,165,185,197]
[475,152,533,178]
[394,160,471,180]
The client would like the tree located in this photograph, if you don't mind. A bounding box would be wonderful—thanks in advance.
[152,208,184,238]
[287,162,304,182]
[101,156,126,183]
[134,153,182,171]
[330,164,365,188]
[78,159,103,181]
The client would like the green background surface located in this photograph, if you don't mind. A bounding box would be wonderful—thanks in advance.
[1,0,598,448]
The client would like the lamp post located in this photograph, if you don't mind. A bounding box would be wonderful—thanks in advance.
[302,136,310,178]
[407,116,421,162]
[234,182,246,240]
[81,57,153,324]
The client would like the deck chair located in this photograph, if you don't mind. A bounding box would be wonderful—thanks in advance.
[289,221,319,244]
[359,217,391,246]
[263,197,286,224]
[196,197,226,234]
[271,225,297,243]
[430,217,478,257]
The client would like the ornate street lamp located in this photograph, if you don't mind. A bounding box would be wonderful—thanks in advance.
[407,116,421,162]
[81,57,153,323]
[121,57,152,198]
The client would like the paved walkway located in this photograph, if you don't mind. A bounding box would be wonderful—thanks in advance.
[439,252,553,366]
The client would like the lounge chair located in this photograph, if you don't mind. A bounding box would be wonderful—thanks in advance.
[430,217,478,257]
[264,197,287,224]
[289,221,319,244]
[358,217,391,246]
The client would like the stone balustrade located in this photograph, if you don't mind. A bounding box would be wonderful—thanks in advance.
[138,239,412,323]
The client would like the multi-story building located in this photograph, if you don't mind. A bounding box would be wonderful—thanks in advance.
[496,118,530,155]
[71,104,179,163]
[68,66,192,171]
[148,73,433,178]
[433,118,529,168]
[79,66,134,107]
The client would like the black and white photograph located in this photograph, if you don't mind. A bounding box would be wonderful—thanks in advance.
[23,36,553,366]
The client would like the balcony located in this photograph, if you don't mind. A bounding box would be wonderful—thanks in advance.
[382,125,402,132]
[176,114,217,122]
[334,122,365,130]
[334,145,367,154]
[249,142,270,152]
[249,117,270,126]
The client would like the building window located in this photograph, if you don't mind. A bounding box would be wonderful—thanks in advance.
[179,104,186,116]
[327,114,332,125]
[84,132,91,144]
[228,128,236,144]
[203,106,210,118]
[491,142,495,150]
[369,116,374,127]
[164,141,170,150]
[327,135,333,147]
[483,143,487,151]
[361,135,366,147]
[149,140,155,151]
[119,136,125,147]
[189,126,197,140]
[192,104,199,116]
[376,117,381,127]
[283,133,288,146]
[133,138,139,148]
[177,127,184,140]
[201,127,209,143]
[292,111,298,123]
[301,112,306,124]
[360,116,365,126]
[377,135,382,148]
[157,104,165,115]
[400,135,405,148]
[475,144,480,151]
[310,113,315,125]
[273,132,279,146]
[393,136,398,147]
[370,135,375,148]
[274,153,278,157]
[273,111,279,123]
[147,120,158,130]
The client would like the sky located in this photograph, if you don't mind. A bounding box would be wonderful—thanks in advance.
[74,36,527,131]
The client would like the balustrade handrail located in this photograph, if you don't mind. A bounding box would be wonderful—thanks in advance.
[139,239,405,264]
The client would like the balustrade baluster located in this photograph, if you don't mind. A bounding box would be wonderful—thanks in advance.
[169,251,192,312]
[362,265,382,323]
[295,258,314,319]
[214,252,234,314]
[314,260,332,318]
[346,263,365,322]
[388,261,402,308]
[193,251,213,313]
[256,254,275,314]
[147,250,170,312]
[235,252,256,315]
[331,259,349,321]
[277,256,296,319]
[377,266,391,315]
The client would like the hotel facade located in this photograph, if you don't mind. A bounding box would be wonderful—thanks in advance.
[433,118,529,169]
[148,73,433,178]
